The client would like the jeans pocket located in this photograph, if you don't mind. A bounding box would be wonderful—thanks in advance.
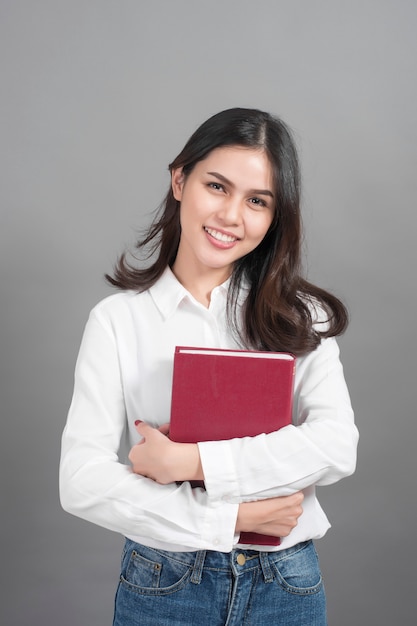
[120,542,193,596]
[272,541,323,595]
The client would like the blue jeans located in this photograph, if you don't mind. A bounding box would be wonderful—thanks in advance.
[113,538,327,625]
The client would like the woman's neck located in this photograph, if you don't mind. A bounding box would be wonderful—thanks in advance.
[171,259,231,308]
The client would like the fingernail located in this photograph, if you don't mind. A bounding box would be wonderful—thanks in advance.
[134,420,142,426]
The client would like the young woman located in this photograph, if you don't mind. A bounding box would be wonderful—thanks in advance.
[60,108,358,625]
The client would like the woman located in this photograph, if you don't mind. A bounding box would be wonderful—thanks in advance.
[60,108,358,625]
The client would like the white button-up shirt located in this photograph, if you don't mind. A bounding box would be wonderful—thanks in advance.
[60,267,358,552]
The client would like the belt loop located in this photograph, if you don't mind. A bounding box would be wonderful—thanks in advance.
[259,552,274,583]
[191,550,206,584]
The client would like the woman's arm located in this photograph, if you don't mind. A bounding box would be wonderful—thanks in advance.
[199,336,359,502]
[127,422,306,540]
[59,311,239,551]
[128,424,305,538]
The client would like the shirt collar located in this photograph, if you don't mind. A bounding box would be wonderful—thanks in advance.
[149,267,189,319]
[149,267,232,320]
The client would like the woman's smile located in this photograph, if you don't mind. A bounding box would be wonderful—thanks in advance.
[203,226,240,247]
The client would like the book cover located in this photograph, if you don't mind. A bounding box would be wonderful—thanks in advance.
[169,346,296,546]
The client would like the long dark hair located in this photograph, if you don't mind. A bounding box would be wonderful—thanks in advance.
[106,107,348,355]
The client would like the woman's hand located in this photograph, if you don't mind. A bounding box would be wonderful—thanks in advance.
[236,492,304,538]
[129,421,203,484]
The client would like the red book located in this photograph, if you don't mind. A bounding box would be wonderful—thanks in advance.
[169,346,296,546]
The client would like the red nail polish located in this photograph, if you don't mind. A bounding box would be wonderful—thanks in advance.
[134,420,142,426]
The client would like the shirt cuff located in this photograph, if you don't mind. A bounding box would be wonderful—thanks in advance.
[198,439,240,501]
[200,497,240,552]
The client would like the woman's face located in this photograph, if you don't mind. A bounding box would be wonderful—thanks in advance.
[171,146,275,282]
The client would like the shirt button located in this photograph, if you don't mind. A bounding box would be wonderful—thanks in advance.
[236,553,246,566]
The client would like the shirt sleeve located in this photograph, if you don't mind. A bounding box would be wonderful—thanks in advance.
[198,336,359,503]
[59,310,239,551]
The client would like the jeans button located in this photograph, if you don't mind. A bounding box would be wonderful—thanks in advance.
[236,553,246,566]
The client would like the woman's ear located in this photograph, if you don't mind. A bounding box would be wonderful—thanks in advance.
[171,168,185,201]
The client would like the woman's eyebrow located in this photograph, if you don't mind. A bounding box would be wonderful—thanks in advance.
[206,171,274,198]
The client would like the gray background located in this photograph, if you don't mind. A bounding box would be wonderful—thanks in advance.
[1,1,416,624]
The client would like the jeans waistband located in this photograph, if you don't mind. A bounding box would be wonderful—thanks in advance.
[186,541,312,584]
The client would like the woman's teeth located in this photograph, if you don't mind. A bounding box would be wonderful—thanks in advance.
[204,227,237,243]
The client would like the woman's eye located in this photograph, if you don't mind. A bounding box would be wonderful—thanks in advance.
[208,182,224,191]
[249,197,266,208]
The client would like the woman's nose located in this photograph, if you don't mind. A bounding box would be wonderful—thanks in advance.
[217,196,243,224]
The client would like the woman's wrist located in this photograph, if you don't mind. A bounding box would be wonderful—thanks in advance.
[235,502,254,533]
[172,443,204,482]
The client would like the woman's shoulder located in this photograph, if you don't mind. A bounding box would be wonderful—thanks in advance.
[87,289,148,326]
[92,289,140,311]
